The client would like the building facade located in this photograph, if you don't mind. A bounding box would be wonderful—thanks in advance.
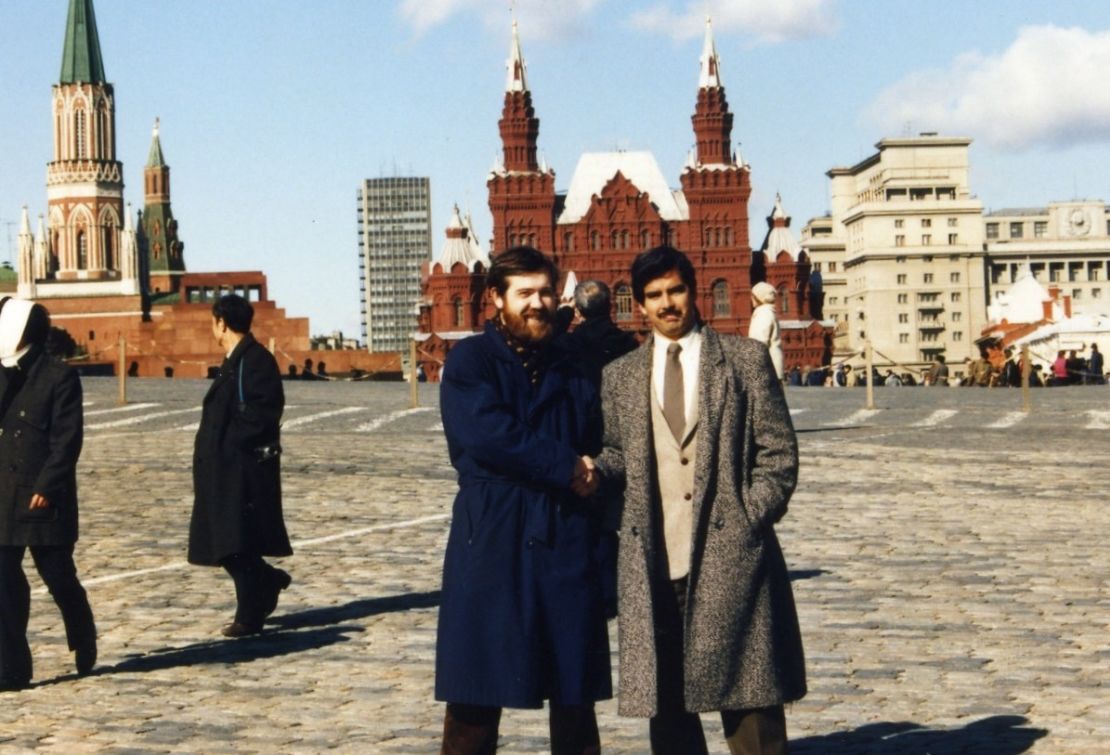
[358,176,432,353]
[807,135,988,370]
[418,18,829,376]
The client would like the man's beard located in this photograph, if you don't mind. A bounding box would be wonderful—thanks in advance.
[501,306,554,345]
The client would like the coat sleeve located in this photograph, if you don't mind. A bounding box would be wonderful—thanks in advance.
[593,363,626,490]
[440,342,579,489]
[34,367,83,501]
[741,342,798,528]
[226,344,284,452]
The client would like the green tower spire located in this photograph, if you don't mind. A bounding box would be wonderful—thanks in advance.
[147,118,166,168]
[59,0,107,84]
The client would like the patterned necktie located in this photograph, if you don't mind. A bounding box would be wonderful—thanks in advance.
[663,342,685,442]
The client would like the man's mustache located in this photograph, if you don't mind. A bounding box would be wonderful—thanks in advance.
[657,308,682,318]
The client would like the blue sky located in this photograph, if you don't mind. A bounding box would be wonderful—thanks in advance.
[3,0,1110,336]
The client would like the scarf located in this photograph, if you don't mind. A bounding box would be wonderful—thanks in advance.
[0,298,34,368]
[493,314,548,387]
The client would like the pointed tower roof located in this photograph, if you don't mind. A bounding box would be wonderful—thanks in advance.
[19,206,31,236]
[698,17,723,89]
[60,0,107,84]
[437,205,489,272]
[506,19,528,92]
[147,118,166,168]
[761,194,803,261]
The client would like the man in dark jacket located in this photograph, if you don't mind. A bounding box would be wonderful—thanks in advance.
[435,247,610,753]
[189,294,291,638]
[0,299,96,689]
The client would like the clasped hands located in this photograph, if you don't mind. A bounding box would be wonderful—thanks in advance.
[570,455,599,497]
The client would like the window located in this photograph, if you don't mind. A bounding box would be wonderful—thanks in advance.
[953,331,963,342]
[859,331,866,340]
[950,272,960,283]
[952,311,962,322]
[948,234,958,245]
[895,235,905,247]
[948,217,958,227]
[899,333,909,343]
[75,109,86,159]
[779,287,789,314]
[1073,289,1082,300]
[923,273,933,283]
[894,219,904,228]
[898,313,909,323]
[454,297,465,327]
[563,232,574,252]
[921,218,932,228]
[897,294,908,304]
[986,223,999,239]
[812,262,822,272]
[922,234,932,245]
[951,292,961,303]
[640,229,650,248]
[897,274,907,285]
[712,281,730,316]
[828,262,837,273]
[1034,221,1047,238]
[896,256,906,263]
[77,231,88,269]
[1094,288,1103,299]
[615,284,632,321]
[1010,222,1024,239]
[590,231,599,250]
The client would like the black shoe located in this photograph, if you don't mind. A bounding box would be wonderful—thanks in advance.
[221,621,263,638]
[262,569,292,619]
[75,638,97,676]
[0,677,30,692]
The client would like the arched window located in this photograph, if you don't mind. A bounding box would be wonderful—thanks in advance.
[77,230,88,269]
[724,227,733,246]
[454,297,465,327]
[615,284,633,321]
[152,242,162,261]
[590,231,599,250]
[714,228,722,247]
[620,230,629,249]
[102,224,114,270]
[640,229,650,248]
[713,281,730,316]
[75,109,87,159]
[779,286,789,314]
[611,231,619,249]
[564,232,574,252]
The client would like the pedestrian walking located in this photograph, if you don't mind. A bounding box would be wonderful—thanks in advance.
[0,299,96,689]
[188,294,291,638]
[595,246,805,754]
[435,247,610,753]
[748,281,784,380]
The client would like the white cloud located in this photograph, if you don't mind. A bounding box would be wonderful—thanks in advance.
[397,0,602,41]
[865,25,1110,151]
[629,0,839,44]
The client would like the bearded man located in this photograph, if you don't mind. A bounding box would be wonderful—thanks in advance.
[435,246,610,754]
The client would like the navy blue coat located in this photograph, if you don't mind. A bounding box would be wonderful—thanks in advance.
[434,323,611,709]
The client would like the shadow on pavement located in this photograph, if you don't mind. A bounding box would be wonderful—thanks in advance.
[788,569,826,582]
[791,715,1047,754]
[267,590,442,631]
[49,625,362,680]
[796,425,866,434]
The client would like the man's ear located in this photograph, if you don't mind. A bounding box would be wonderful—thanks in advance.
[489,287,504,312]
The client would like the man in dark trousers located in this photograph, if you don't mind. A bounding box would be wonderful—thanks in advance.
[435,246,610,754]
[189,294,292,638]
[594,246,805,754]
[0,298,96,689]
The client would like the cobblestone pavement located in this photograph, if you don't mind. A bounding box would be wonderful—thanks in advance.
[0,377,1106,753]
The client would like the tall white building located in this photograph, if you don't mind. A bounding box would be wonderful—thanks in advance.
[357,177,432,352]
[806,135,987,369]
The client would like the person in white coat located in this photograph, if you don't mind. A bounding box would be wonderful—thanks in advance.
[748,282,784,380]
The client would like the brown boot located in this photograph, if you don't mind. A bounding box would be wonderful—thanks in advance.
[441,703,501,755]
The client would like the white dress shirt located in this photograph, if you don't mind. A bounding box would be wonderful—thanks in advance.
[651,325,702,433]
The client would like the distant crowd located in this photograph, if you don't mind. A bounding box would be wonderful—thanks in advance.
[782,343,1106,389]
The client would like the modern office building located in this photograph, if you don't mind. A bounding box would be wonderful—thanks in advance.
[358,176,433,352]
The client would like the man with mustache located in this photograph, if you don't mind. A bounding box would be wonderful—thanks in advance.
[594,246,806,754]
[435,246,610,754]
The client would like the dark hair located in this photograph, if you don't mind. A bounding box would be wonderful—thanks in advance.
[574,280,611,319]
[212,294,254,334]
[631,246,697,304]
[22,304,51,348]
[486,246,559,296]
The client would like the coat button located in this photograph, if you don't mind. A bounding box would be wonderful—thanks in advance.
[12,429,20,439]
[714,519,725,529]
[680,457,689,465]
[684,493,692,501]
[526,538,534,548]
[0,428,5,437]
[630,526,639,537]
[18,411,24,417]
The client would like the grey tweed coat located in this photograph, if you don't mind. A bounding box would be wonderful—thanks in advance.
[595,326,806,717]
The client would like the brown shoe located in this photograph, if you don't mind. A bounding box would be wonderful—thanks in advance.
[221,621,263,638]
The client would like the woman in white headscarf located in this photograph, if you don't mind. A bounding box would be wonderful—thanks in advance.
[0,298,96,690]
[748,281,785,380]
